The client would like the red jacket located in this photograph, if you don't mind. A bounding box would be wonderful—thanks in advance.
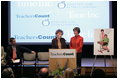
[70,35,83,53]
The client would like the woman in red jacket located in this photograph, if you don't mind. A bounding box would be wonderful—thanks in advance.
[70,27,83,73]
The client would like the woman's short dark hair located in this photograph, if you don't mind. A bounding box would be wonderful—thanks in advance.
[55,29,63,35]
[73,27,80,34]
[101,29,104,32]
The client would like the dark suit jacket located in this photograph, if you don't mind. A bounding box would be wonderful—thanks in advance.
[52,38,66,49]
[6,45,32,65]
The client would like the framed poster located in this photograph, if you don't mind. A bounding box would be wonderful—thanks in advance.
[94,29,114,55]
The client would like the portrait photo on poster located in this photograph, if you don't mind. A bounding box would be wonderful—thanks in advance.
[94,29,114,55]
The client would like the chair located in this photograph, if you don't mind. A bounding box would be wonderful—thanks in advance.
[36,52,49,68]
[1,46,7,66]
[22,52,36,66]
[1,46,5,60]
[22,52,36,76]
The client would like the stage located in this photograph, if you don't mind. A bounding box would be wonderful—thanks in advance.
[81,58,117,75]
[12,58,117,78]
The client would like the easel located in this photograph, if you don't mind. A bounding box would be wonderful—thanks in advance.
[91,29,116,76]
[90,55,116,76]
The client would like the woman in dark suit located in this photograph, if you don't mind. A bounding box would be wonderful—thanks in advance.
[52,29,66,49]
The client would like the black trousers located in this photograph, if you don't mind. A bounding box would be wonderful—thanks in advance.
[76,53,82,68]
[76,53,82,74]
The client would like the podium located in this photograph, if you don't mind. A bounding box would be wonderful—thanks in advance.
[49,49,77,75]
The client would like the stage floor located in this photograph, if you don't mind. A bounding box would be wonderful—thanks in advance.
[22,58,117,68]
[81,58,117,67]
[12,58,117,77]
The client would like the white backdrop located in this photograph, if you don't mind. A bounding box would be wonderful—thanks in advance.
[10,1,110,44]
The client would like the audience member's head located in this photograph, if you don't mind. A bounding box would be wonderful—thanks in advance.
[38,68,49,78]
[9,37,16,46]
[92,69,105,78]
[64,68,74,78]
[1,67,14,78]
